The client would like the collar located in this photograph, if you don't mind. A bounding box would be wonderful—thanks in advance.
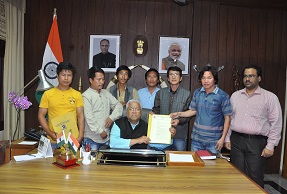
[200,85,219,94]
[128,120,140,129]
[89,87,101,94]
[169,86,179,94]
[241,86,261,95]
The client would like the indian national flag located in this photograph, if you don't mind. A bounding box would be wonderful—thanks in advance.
[56,131,66,147]
[41,12,63,86]
[67,132,80,155]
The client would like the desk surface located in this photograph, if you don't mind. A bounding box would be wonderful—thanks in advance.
[0,156,266,193]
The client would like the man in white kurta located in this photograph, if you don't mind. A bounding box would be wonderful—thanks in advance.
[82,66,123,150]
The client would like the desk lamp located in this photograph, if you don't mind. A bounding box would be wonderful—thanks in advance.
[16,69,53,96]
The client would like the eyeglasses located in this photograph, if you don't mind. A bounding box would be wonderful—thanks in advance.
[243,74,257,79]
[169,73,180,77]
[128,108,141,112]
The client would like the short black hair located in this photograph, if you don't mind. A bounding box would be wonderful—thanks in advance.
[167,66,182,78]
[87,66,105,80]
[56,62,77,77]
[116,65,132,79]
[198,66,218,84]
[100,39,110,45]
[242,64,262,77]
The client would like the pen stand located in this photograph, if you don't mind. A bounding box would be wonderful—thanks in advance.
[82,151,91,165]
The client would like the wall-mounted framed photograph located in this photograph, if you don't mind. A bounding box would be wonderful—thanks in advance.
[89,34,120,72]
[158,36,190,75]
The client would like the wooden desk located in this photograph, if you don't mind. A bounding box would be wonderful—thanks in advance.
[0,156,266,193]
[4,138,38,163]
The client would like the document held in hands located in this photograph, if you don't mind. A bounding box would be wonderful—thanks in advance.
[51,112,79,139]
[147,114,172,144]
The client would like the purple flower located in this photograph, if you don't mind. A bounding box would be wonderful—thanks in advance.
[8,91,32,111]
[8,91,16,103]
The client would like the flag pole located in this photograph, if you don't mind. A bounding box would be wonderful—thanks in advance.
[54,8,57,17]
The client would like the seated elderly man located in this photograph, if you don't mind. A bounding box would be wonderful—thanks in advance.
[110,99,176,150]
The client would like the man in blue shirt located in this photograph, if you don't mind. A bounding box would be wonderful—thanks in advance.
[110,99,176,149]
[171,66,231,154]
[138,68,160,109]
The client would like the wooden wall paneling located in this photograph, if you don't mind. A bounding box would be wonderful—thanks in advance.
[223,6,236,92]
[198,1,210,67]
[265,11,284,173]
[250,9,260,64]
[191,1,201,84]
[209,3,219,69]
[125,1,145,89]
[272,11,283,92]
[74,1,90,92]
[257,10,267,71]
[67,1,81,89]
[217,5,228,91]
[264,11,275,90]
[241,8,251,71]
[132,1,150,89]
[231,6,244,93]
[145,1,157,69]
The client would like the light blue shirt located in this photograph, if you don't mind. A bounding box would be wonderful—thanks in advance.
[110,121,139,149]
[138,87,160,109]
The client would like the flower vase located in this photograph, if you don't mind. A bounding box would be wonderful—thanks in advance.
[13,109,21,140]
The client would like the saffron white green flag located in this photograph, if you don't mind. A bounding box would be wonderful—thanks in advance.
[56,130,66,147]
[41,12,63,86]
[67,132,80,155]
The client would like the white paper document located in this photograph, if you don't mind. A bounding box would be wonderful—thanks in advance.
[14,153,43,162]
[147,114,171,144]
[169,153,194,162]
[18,141,38,145]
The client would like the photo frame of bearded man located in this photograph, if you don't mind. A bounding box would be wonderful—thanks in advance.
[158,36,190,75]
[89,34,120,72]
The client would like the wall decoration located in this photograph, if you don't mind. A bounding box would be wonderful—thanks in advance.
[132,35,148,57]
[158,36,190,75]
[89,34,120,72]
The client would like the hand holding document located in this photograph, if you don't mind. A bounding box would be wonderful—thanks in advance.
[147,114,172,144]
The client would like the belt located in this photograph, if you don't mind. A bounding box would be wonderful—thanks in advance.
[232,131,267,139]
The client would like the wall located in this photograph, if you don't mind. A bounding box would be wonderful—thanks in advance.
[23,0,287,173]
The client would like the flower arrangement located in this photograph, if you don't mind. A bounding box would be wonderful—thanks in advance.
[8,91,32,140]
[8,91,32,111]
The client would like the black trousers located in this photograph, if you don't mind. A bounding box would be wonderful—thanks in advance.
[230,131,267,188]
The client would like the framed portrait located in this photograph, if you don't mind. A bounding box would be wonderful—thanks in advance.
[89,34,120,72]
[158,36,190,75]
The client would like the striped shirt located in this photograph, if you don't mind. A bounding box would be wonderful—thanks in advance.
[190,86,232,143]
[225,86,282,151]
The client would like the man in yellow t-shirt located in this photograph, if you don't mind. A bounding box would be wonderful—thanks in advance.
[38,62,84,146]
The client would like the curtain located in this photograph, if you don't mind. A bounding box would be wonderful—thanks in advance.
[3,0,24,140]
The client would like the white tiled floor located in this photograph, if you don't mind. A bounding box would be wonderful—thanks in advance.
[264,174,287,194]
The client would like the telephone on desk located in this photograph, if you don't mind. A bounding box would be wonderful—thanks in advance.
[24,128,45,141]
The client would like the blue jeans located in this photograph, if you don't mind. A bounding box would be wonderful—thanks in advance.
[172,138,186,151]
[190,139,219,155]
[82,137,109,151]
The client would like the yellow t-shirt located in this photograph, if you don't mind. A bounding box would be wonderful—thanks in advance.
[39,87,84,134]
